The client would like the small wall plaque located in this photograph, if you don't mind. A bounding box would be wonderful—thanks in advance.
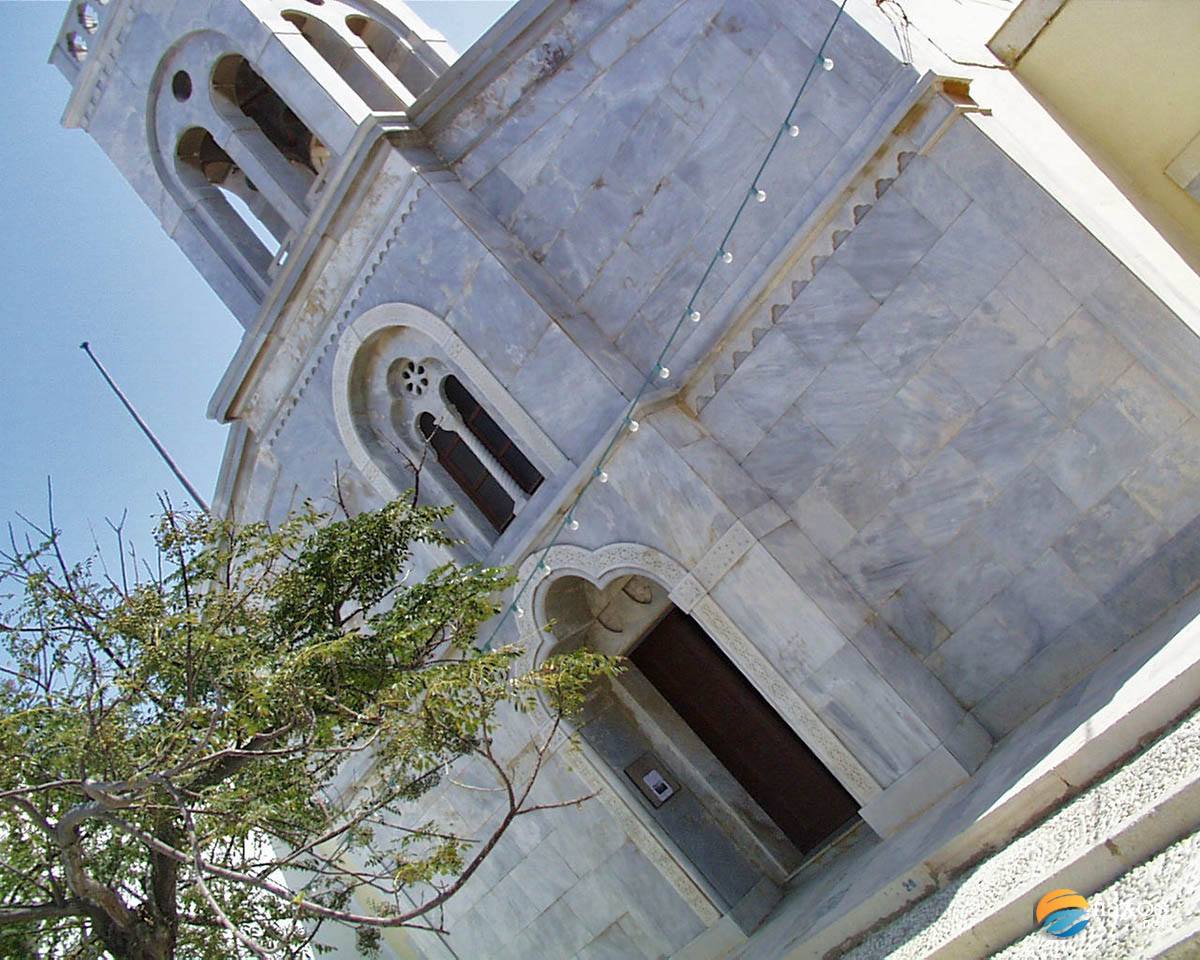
[624,753,680,808]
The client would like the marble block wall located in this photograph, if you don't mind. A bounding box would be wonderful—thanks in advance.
[347,184,628,467]
[682,112,1200,742]
[430,0,914,377]
[335,708,716,960]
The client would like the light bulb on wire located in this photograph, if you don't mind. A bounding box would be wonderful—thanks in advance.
[689,310,701,323]
[657,365,670,380]
[627,418,639,433]
[822,56,834,71]
[788,123,800,138]
[754,187,767,203]
[721,250,733,264]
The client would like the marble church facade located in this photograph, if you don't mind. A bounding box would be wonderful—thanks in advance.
[53,0,1200,956]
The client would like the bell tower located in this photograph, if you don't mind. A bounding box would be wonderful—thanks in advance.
[50,0,454,328]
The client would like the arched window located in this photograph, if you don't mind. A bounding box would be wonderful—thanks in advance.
[405,368,543,535]
[283,11,405,112]
[176,127,284,271]
[211,54,329,179]
[346,14,439,100]
[443,376,543,497]
[335,308,566,552]
[418,412,516,532]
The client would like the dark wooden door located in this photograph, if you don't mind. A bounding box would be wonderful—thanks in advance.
[630,609,858,855]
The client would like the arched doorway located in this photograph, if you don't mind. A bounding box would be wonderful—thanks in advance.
[541,572,860,917]
[630,606,860,854]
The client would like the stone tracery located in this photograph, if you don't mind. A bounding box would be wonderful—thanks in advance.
[334,303,564,551]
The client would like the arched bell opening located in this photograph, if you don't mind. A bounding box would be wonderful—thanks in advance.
[211,54,329,183]
[175,126,284,273]
[346,14,438,100]
[417,410,516,534]
[539,573,862,920]
[283,10,406,111]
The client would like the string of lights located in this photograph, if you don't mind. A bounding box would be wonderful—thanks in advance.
[482,0,851,648]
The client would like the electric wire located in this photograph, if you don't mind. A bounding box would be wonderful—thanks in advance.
[477,0,853,646]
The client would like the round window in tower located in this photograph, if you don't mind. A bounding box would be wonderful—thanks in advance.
[172,71,193,102]
[77,3,99,33]
[66,32,88,61]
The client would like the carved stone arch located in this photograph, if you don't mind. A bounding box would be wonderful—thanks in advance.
[513,542,883,807]
[333,303,569,550]
[147,30,280,313]
[513,543,688,669]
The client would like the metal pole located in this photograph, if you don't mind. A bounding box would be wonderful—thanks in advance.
[79,341,212,514]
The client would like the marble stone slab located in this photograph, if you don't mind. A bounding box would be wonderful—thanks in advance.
[1017,307,1134,422]
[796,644,940,785]
[761,521,873,639]
[720,328,821,433]
[835,190,942,302]
[932,289,1046,407]
[851,620,964,742]
[907,528,1012,632]
[741,408,837,506]
[1037,395,1156,511]
[798,342,896,448]
[889,445,995,550]
[1107,363,1191,446]
[914,201,1024,322]
[891,152,970,233]
[812,425,914,530]
[778,262,881,368]
[852,274,961,387]
[1122,419,1200,536]
[677,437,772,518]
[971,464,1078,574]
[877,587,949,658]
[1053,487,1170,597]
[873,366,978,470]
[951,380,1062,490]
[996,253,1078,339]
[832,510,931,607]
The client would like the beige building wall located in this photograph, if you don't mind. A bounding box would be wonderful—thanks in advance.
[991,0,1200,273]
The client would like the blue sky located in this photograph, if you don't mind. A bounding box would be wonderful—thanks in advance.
[0,1,513,560]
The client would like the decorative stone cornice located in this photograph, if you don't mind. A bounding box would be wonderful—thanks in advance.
[262,183,425,450]
[683,76,986,415]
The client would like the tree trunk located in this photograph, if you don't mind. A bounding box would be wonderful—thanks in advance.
[90,909,174,960]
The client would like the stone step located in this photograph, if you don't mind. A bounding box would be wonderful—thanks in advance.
[993,830,1200,960]
[837,710,1200,960]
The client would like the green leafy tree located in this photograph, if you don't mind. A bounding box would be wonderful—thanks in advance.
[0,491,617,959]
